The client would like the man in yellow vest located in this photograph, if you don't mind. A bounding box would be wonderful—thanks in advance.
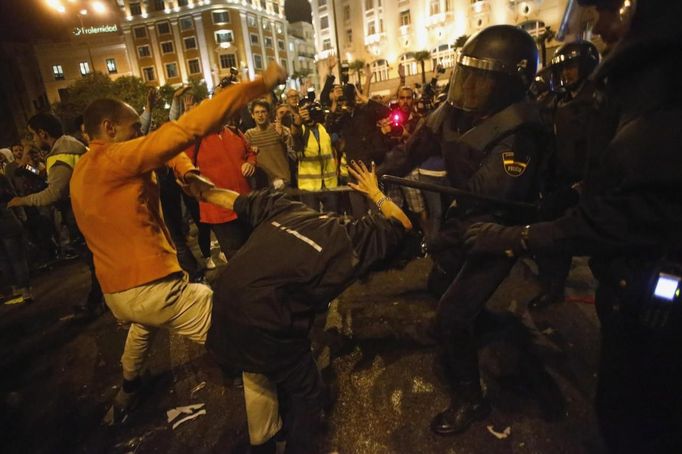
[291,99,339,213]
[9,112,104,319]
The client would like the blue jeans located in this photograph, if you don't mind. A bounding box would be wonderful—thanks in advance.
[419,173,449,240]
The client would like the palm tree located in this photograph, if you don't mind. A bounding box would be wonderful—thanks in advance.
[454,34,469,49]
[414,50,432,84]
[349,59,366,85]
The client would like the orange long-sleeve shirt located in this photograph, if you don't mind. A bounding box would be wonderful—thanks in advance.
[71,79,268,293]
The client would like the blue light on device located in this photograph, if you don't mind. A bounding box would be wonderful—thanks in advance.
[653,273,680,302]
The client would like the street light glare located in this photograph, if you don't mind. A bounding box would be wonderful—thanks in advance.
[92,1,107,14]
[80,9,88,15]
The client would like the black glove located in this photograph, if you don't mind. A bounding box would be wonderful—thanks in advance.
[463,222,529,258]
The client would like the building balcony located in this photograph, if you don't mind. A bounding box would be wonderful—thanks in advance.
[399,24,412,36]
[298,51,316,59]
[364,32,386,46]
[426,12,453,28]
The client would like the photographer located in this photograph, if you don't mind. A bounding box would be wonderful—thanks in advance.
[291,99,339,213]
[326,70,390,217]
[0,173,31,303]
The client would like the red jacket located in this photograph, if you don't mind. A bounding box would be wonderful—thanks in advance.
[185,127,256,224]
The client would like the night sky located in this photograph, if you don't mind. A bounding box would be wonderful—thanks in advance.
[0,0,311,43]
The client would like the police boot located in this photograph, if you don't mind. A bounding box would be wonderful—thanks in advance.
[430,380,491,436]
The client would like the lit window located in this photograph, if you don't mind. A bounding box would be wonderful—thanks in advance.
[143,66,155,81]
[250,33,260,45]
[254,54,263,69]
[367,21,376,35]
[215,30,234,44]
[179,16,193,30]
[265,37,273,48]
[166,62,178,78]
[52,64,64,80]
[183,36,197,50]
[212,11,230,24]
[278,40,285,51]
[276,22,283,34]
[161,41,174,54]
[262,18,270,30]
[322,38,331,50]
[79,61,91,76]
[247,14,257,28]
[400,10,411,26]
[188,59,201,74]
[320,16,329,30]
[138,45,151,58]
[153,0,165,11]
[219,54,237,69]
[106,58,117,74]
[157,21,171,35]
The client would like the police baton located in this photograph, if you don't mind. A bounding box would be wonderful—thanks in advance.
[381,175,537,216]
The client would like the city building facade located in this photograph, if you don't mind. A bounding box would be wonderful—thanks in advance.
[118,0,290,90]
[287,21,319,90]
[311,0,574,95]
[34,30,134,105]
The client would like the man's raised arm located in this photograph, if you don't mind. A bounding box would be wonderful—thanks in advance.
[110,63,287,176]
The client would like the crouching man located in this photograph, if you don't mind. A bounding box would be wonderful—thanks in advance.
[202,161,413,453]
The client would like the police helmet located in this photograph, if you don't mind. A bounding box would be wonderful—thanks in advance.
[550,40,600,91]
[447,25,539,113]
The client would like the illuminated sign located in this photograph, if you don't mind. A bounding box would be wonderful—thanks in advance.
[73,24,119,36]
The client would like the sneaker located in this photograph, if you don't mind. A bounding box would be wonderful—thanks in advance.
[218,252,227,263]
[103,386,140,426]
[18,288,33,303]
[205,257,216,270]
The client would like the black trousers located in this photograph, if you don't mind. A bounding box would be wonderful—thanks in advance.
[211,220,250,259]
[595,285,682,453]
[182,193,211,259]
[160,179,203,280]
[267,352,324,454]
[300,191,339,214]
[436,256,516,387]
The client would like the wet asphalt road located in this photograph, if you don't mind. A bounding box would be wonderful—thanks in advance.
[0,254,604,453]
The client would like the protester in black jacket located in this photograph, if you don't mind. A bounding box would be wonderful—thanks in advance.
[203,161,413,454]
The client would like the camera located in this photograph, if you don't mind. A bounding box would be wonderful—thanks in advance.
[306,87,316,102]
[24,164,40,175]
[220,67,240,88]
[340,63,350,85]
[280,111,294,128]
[298,99,325,125]
[387,100,405,137]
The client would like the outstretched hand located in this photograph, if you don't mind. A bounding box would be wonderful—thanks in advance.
[347,160,379,198]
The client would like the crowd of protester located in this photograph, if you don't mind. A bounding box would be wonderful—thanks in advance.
[3,0,682,450]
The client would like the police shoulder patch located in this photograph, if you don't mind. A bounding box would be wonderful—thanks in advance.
[501,151,530,177]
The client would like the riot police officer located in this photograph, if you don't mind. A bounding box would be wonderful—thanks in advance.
[378,24,548,435]
[465,0,682,450]
[530,40,601,310]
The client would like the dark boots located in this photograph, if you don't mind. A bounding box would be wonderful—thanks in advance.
[431,380,491,436]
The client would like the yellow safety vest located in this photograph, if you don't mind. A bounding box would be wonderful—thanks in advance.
[297,125,338,191]
[46,153,81,177]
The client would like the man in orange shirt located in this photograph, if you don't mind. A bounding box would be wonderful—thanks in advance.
[70,62,286,420]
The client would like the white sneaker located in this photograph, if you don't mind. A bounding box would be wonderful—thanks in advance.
[205,257,216,270]
[218,252,227,263]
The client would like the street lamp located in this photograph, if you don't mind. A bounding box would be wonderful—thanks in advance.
[45,1,109,75]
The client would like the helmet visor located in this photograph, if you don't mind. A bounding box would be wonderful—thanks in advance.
[447,64,499,112]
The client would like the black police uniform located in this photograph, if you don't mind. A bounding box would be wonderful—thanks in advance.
[466,1,682,446]
[206,190,406,452]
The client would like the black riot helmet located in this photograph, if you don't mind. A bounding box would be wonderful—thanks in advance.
[447,25,539,113]
[550,40,600,91]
